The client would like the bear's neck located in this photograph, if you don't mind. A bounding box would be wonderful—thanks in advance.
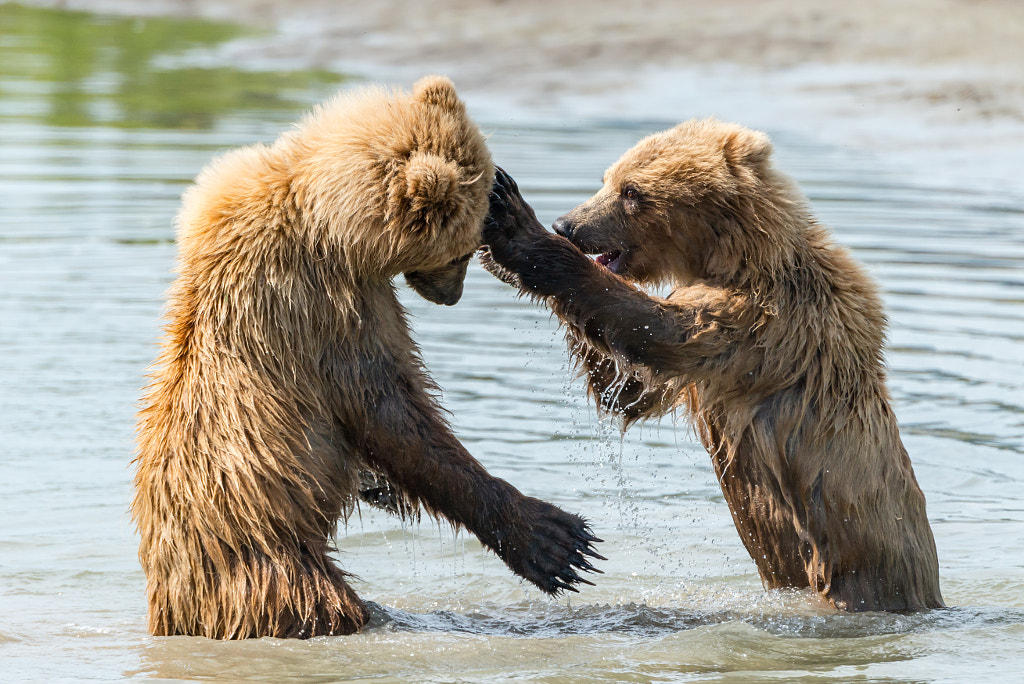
[725,199,888,359]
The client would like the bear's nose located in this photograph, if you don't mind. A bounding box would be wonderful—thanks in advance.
[552,216,574,238]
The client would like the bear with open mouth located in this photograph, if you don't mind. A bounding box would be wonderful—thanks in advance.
[481,118,943,613]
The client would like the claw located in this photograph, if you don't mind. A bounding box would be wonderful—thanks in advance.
[551,578,579,594]
[494,166,519,193]
[565,568,596,587]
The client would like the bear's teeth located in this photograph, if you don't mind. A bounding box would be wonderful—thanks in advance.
[596,251,622,272]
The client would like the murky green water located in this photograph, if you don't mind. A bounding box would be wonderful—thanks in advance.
[2,4,1023,682]
[0,3,341,129]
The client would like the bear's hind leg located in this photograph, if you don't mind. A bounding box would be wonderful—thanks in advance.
[147,542,370,639]
[269,554,371,638]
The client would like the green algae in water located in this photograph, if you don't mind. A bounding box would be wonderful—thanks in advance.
[0,3,346,129]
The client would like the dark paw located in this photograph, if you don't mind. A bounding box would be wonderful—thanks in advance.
[503,500,605,595]
[482,167,549,269]
[481,166,516,250]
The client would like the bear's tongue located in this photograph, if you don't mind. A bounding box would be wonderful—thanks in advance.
[595,251,623,273]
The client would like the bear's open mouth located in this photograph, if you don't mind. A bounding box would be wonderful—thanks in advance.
[594,250,624,274]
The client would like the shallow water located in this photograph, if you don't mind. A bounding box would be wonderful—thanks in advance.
[2,4,1023,682]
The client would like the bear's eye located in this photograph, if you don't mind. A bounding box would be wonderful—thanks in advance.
[622,186,640,203]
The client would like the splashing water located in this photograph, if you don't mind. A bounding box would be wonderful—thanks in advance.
[2,4,1023,681]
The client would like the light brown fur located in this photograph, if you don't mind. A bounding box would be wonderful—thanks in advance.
[132,77,601,640]
[482,119,943,612]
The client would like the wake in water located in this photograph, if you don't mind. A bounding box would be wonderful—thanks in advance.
[365,599,1019,640]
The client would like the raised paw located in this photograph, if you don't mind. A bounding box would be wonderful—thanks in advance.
[482,167,550,269]
[481,167,518,258]
[498,498,605,595]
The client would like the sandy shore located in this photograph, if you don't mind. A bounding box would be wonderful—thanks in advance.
[27,0,1024,187]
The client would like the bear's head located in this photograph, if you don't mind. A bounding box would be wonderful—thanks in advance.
[552,118,799,287]
[290,75,494,305]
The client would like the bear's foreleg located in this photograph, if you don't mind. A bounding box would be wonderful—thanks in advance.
[483,168,747,384]
[353,360,604,595]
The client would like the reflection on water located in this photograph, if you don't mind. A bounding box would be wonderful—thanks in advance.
[1,3,1024,682]
[0,4,343,129]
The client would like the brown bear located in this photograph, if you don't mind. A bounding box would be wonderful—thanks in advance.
[131,76,602,640]
[481,118,944,612]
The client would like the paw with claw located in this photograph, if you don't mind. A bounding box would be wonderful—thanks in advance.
[480,167,557,280]
[488,497,605,595]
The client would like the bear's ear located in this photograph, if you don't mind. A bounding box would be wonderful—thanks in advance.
[723,127,773,171]
[412,75,465,114]
[404,150,462,222]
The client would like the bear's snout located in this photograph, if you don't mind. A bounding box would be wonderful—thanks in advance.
[552,215,575,238]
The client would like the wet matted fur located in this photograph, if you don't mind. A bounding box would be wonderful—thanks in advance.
[481,119,943,612]
[132,77,602,640]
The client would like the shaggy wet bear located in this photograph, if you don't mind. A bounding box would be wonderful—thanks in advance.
[481,119,943,612]
[132,77,602,640]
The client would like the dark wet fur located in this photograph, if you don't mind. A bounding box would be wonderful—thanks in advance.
[482,150,943,614]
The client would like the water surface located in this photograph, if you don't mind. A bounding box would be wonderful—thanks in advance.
[1,5,1023,682]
